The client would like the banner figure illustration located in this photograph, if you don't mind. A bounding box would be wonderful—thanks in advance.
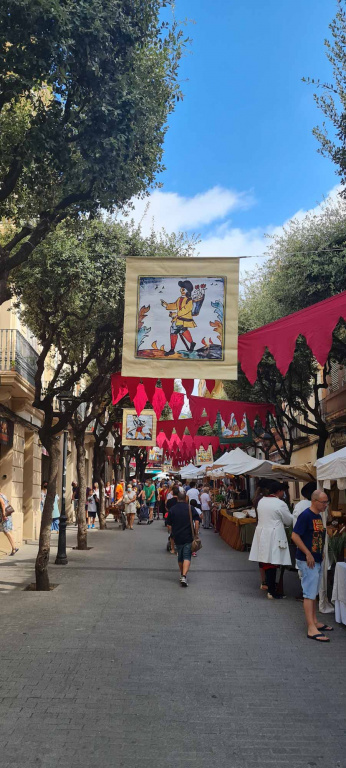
[122,409,157,447]
[122,258,239,379]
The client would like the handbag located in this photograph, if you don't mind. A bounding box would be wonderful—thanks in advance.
[188,504,202,553]
[0,493,14,516]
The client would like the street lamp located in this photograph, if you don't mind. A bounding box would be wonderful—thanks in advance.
[123,445,131,484]
[55,392,75,566]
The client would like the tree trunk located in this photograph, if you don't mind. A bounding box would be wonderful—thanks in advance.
[35,436,61,591]
[75,430,88,550]
[317,431,328,459]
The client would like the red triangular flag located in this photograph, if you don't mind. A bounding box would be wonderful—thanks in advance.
[189,396,205,421]
[111,374,128,405]
[203,399,220,429]
[182,379,194,397]
[126,377,141,404]
[133,383,148,416]
[173,419,187,439]
[142,378,158,406]
[169,392,184,420]
[160,379,175,403]
[205,380,215,394]
[158,421,174,440]
[152,386,167,419]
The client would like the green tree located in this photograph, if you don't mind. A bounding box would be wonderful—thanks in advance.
[0,0,186,302]
[303,0,346,191]
[224,199,346,459]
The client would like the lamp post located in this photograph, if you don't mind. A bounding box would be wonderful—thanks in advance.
[123,445,131,484]
[55,428,69,565]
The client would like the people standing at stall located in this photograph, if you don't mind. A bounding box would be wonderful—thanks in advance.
[124,484,137,529]
[249,480,293,599]
[292,482,317,526]
[200,486,212,529]
[291,490,332,642]
[144,478,155,524]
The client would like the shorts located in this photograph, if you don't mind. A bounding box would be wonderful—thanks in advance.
[176,542,192,563]
[88,510,97,518]
[0,517,13,533]
[296,559,322,600]
[148,502,155,508]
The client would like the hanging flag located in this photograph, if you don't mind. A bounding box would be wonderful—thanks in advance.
[122,257,239,380]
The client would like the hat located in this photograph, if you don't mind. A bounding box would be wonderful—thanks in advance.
[178,280,193,295]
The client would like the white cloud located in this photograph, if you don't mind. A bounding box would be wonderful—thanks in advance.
[121,183,342,277]
[124,185,254,235]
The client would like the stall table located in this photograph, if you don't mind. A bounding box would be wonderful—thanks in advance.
[219,509,256,552]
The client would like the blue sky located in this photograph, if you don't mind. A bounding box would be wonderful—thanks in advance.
[128,0,339,272]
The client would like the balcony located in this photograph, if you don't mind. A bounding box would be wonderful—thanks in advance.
[0,329,39,389]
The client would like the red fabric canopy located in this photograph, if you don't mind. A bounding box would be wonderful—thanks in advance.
[238,291,346,384]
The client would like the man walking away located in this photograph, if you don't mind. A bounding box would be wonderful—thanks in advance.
[291,490,332,643]
[166,490,200,587]
[166,484,179,553]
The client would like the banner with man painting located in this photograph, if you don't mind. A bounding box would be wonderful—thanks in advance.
[217,412,253,445]
[121,257,239,380]
[122,408,157,447]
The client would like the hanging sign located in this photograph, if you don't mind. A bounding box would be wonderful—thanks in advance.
[196,445,214,465]
[217,413,253,445]
[122,257,239,380]
[122,409,157,447]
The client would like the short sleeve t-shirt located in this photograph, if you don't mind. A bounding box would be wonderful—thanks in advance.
[200,492,211,510]
[187,488,200,505]
[166,502,200,545]
[293,508,325,563]
[144,484,156,504]
[115,483,123,501]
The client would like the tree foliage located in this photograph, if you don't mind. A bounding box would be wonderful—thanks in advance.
[303,0,346,191]
[0,0,186,301]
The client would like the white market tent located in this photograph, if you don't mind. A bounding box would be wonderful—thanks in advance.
[180,463,205,480]
[315,447,346,489]
[209,447,295,480]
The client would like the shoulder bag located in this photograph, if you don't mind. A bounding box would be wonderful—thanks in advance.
[188,504,202,553]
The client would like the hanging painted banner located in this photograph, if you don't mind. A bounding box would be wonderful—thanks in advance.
[122,409,157,447]
[217,413,253,445]
[196,445,214,465]
[122,257,239,380]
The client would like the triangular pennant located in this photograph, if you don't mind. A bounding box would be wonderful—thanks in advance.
[189,395,205,421]
[133,383,148,416]
[160,379,175,403]
[182,379,194,397]
[126,377,141,404]
[169,392,184,420]
[158,420,174,440]
[111,374,128,405]
[142,378,158,406]
[173,419,187,439]
[152,386,167,419]
[203,399,220,429]
[205,380,215,394]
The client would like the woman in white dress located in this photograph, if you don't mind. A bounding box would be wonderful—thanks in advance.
[124,484,137,530]
[249,480,293,599]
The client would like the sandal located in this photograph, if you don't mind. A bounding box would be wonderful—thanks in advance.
[317,624,334,632]
[307,633,330,642]
[9,548,19,556]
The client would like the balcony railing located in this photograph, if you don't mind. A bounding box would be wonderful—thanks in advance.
[0,329,39,388]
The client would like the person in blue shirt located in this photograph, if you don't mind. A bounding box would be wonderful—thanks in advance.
[291,490,332,643]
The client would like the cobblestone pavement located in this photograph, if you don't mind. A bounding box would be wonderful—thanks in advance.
[0,519,345,768]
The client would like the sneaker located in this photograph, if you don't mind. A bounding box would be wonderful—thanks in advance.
[91,524,95,529]
[267,592,286,600]
[87,525,90,529]
[181,576,188,587]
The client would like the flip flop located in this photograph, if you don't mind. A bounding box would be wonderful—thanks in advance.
[318,624,334,632]
[307,633,330,642]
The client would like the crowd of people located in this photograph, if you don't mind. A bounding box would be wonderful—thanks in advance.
[1,470,333,641]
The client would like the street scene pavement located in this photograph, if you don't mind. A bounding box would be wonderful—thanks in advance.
[0,521,345,768]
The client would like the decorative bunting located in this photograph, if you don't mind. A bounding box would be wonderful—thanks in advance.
[158,420,174,440]
[182,379,194,397]
[205,380,216,394]
[161,379,175,404]
[143,378,157,406]
[126,377,141,404]
[111,375,128,405]
[133,383,148,416]
[169,392,184,420]
[238,290,346,384]
[151,387,167,419]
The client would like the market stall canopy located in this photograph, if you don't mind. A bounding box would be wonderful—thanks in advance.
[180,463,201,479]
[315,447,346,489]
[210,447,302,480]
[272,462,316,483]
